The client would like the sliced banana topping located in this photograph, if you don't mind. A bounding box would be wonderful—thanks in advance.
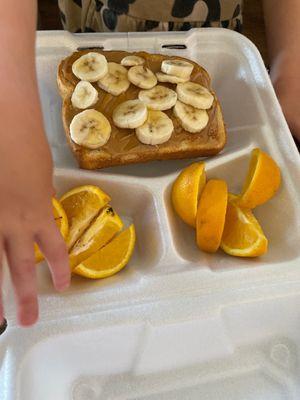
[70,109,111,149]
[71,81,98,109]
[176,82,214,110]
[138,85,177,111]
[136,110,174,145]
[174,100,209,133]
[121,55,145,67]
[156,71,189,84]
[97,62,130,96]
[161,59,194,79]
[72,52,108,82]
[128,66,157,89]
[113,99,148,129]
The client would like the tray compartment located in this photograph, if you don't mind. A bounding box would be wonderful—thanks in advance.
[13,292,300,400]
[40,169,164,292]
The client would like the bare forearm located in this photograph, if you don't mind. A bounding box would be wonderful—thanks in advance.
[263,0,300,139]
[263,0,300,76]
[0,0,51,170]
[0,0,39,97]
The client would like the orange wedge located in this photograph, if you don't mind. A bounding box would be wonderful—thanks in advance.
[236,148,281,209]
[60,185,111,249]
[74,225,136,279]
[69,206,123,269]
[35,198,69,263]
[196,179,228,253]
[221,195,268,257]
[172,162,206,227]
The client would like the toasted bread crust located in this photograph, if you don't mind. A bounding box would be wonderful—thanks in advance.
[58,50,226,169]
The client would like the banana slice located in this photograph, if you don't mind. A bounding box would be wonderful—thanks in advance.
[174,100,209,133]
[156,71,189,84]
[97,62,130,96]
[176,82,214,110]
[71,81,99,109]
[161,59,194,79]
[138,85,177,111]
[72,52,108,82]
[70,109,111,149]
[128,66,157,89]
[136,110,174,145]
[113,99,148,129]
[121,55,145,67]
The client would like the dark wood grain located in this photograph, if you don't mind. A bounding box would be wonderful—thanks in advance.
[243,0,268,64]
[38,0,62,30]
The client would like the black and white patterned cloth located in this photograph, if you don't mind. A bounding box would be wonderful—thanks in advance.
[58,0,243,33]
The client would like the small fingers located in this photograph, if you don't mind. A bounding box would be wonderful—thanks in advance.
[5,234,38,326]
[36,220,70,292]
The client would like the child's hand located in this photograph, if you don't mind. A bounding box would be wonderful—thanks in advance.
[0,0,70,328]
[0,127,70,327]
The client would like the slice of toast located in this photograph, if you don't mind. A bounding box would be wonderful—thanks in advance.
[57,50,226,170]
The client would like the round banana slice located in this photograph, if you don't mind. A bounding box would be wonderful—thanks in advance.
[128,66,157,89]
[121,55,145,67]
[71,81,99,109]
[97,62,130,96]
[174,100,209,133]
[70,109,111,149]
[138,85,177,111]
[72,52,108,82]
[136,110,174,145]
[156,71,189,84]
[176,82,214,110]
[113,99,148,129]
[161,59,194,79]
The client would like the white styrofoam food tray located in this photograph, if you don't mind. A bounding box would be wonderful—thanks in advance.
[1,29,300,399]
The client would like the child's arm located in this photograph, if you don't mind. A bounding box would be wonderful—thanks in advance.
[0,0,70,326]
[263,0,300,141]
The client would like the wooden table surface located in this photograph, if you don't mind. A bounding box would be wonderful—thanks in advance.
[243,0,268,64]
[38,0,268,64]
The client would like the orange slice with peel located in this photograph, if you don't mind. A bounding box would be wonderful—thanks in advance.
[172,162,206,227]
[74,224,136,279]
[196,179,228,253]
[69,206,123,269]
[221,194,268,257]
[60,185,110,249]
[35,198,69,263]
[236,148,281,209]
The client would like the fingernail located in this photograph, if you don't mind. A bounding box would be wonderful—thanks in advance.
[19,312,38,327]
[0,318,8,335]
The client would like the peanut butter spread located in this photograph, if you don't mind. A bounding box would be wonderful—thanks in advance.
[59,50,222,160]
